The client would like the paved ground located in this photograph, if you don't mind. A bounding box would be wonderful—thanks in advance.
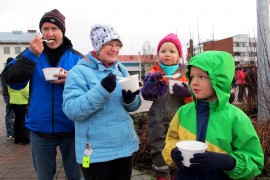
[0,94,153,180]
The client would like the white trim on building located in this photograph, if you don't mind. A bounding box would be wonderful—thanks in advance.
[0,30,38,72]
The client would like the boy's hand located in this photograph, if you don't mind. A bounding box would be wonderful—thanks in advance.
[171,147,184,169]
[190,152,235,173]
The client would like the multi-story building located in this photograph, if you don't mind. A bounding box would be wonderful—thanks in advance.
[187,34,257,65]
[118,53,157,80]
[0,30,38,72]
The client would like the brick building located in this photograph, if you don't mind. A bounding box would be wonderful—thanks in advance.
[187,34,257,65]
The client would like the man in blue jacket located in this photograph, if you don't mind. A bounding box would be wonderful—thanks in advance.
[3,9,82,180]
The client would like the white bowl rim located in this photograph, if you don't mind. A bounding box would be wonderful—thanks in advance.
[176,140,208,151]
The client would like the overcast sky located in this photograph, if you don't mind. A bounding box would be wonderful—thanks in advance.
[0,0,260,58]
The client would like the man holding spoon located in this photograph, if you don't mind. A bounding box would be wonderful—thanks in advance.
[2,9,82,179]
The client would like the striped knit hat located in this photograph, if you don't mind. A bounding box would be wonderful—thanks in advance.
[39,9,66,34]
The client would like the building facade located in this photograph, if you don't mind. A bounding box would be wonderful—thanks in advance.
[0,30,38,72]
[187,34,257,65]
[118,54,157,80]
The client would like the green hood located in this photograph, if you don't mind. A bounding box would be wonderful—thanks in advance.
[186,51,235,110]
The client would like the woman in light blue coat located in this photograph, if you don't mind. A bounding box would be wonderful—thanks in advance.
[63,24,141,180]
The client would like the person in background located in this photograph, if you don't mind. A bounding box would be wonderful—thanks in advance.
[140,33,193,180]
[62,24,141,180]
[162,51,264,179]
[229,76,237,104]
[235,67,246,102]
[1,57,14,139]
[8,83,30,145]
[245,66,257,107]
[2,9,82,179]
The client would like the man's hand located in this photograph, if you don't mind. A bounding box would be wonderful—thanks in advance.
[29,35,44,56]
[50,67,68,85]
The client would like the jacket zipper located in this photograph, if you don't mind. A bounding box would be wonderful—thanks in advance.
[52,84,55,137]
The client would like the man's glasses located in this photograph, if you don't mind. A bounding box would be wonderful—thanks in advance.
[104,42,123,49]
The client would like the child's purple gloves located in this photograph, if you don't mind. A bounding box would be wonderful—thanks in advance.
[149,72,163,82]
[172,82,191,97]
[140,72,168,101]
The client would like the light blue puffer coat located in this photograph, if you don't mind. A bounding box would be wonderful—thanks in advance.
[62,52,141,164]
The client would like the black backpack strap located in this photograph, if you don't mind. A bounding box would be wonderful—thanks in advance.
[117,64,123,74]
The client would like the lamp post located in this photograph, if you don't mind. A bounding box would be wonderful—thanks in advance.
[138,52,142,80]
[17,42,21,54]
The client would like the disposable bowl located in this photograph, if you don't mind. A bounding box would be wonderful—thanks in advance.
[118,74,139,92]
[176,140,208,167]
[42,67,60,81]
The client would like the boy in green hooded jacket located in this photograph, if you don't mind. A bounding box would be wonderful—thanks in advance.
[162,51,264,179]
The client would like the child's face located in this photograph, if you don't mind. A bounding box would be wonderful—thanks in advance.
[158,42,180,65]
[190,66,217,102]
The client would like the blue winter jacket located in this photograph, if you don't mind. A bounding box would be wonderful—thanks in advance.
[3,41,83,135]
[62,52,141,164]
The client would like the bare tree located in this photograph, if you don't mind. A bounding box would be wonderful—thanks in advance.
[141,41,155,79]
[142,41,154,57]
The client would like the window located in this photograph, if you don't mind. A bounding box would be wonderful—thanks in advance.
[4,47,10,54]
[15,47,21,54]
[234,52,240,56]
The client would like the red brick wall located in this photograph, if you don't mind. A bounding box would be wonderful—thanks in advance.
[203,37,234,55]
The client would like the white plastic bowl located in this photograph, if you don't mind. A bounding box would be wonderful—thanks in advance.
[176,140,208,167]
[118,74,139,92]
[42,67,60,81]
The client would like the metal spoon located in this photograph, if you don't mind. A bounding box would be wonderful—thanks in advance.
[42,39,54,43]
[163,73,181,78]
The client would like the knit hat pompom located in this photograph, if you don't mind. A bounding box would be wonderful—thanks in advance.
[90,24,122,52]
[157,33,182,58]
[39,9,66,35]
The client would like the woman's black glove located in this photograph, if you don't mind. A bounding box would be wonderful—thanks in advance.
[101,73,116,93]
[171,147,184,169]
[190,152,235,173]
[122,89,140,103]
